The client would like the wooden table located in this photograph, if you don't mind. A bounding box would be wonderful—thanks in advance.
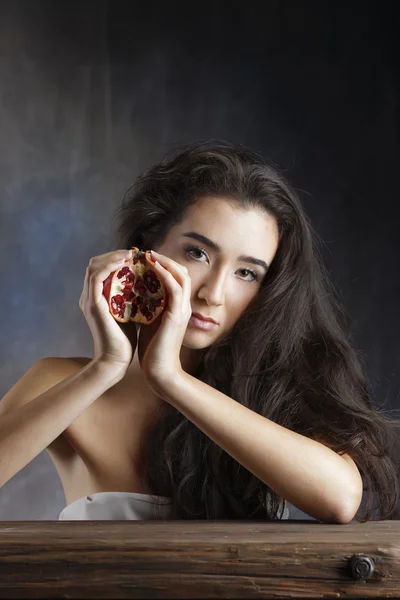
[0,519,399,598]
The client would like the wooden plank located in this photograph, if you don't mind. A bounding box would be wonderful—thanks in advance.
[0,520,399,598]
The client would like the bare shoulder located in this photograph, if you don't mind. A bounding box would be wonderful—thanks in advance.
[0,355,94,461]
[48,356,92,367]
[0,356,92,418]
[61,356,93,369]
[29,356,93,383]
[38,357,93,462]
[39,356,93,374]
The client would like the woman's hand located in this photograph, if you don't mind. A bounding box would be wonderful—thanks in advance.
[79,249,138,374]
[137,250,192,386]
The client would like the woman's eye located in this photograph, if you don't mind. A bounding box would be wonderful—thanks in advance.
[184,245,259,282]
[239,269,259,282]
[184,245,208,261]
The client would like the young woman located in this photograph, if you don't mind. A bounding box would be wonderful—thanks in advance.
[1,140,399,522]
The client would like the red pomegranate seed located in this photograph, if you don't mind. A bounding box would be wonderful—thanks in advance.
[103,247,165,326]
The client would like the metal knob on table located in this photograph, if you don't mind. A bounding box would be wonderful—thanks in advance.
[347,553,375,580]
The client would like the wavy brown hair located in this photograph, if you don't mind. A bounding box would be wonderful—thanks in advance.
[109,139,400,522]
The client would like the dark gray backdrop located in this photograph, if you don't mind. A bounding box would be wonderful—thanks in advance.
[0,0,398,520]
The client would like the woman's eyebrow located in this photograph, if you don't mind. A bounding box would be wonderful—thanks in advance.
[181,231,269,270]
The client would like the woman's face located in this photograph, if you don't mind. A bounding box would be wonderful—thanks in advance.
[155,195,279,348]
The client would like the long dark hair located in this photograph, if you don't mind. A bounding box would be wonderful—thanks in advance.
[109,139,400,522]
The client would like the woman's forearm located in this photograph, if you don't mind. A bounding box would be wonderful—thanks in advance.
[155,370,363,523]
[0,359,124,488]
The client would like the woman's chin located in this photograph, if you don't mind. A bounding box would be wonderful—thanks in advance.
[182,331,215,350]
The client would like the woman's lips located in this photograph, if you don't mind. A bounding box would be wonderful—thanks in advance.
[190,314,218,330]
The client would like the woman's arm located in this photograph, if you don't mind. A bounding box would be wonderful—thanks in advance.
[154,370,364,523]
[0,358,125,488]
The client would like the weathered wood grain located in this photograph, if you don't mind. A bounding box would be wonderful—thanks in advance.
[0,520,399,598]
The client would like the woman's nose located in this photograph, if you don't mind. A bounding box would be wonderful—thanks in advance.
[197,272,227,305]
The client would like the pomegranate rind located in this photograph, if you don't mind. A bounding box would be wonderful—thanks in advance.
[102,246,166,325]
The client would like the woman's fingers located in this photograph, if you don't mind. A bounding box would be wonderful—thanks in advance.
[78,248,137,369]
[151,250,188,276]
[150,251,191,321]
[80,250,132,308]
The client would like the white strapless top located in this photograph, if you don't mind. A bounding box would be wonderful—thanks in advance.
[58,491,290,520]
[58,491,173,520]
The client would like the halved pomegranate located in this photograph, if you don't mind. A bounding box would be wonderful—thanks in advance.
[103,246,166,325]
